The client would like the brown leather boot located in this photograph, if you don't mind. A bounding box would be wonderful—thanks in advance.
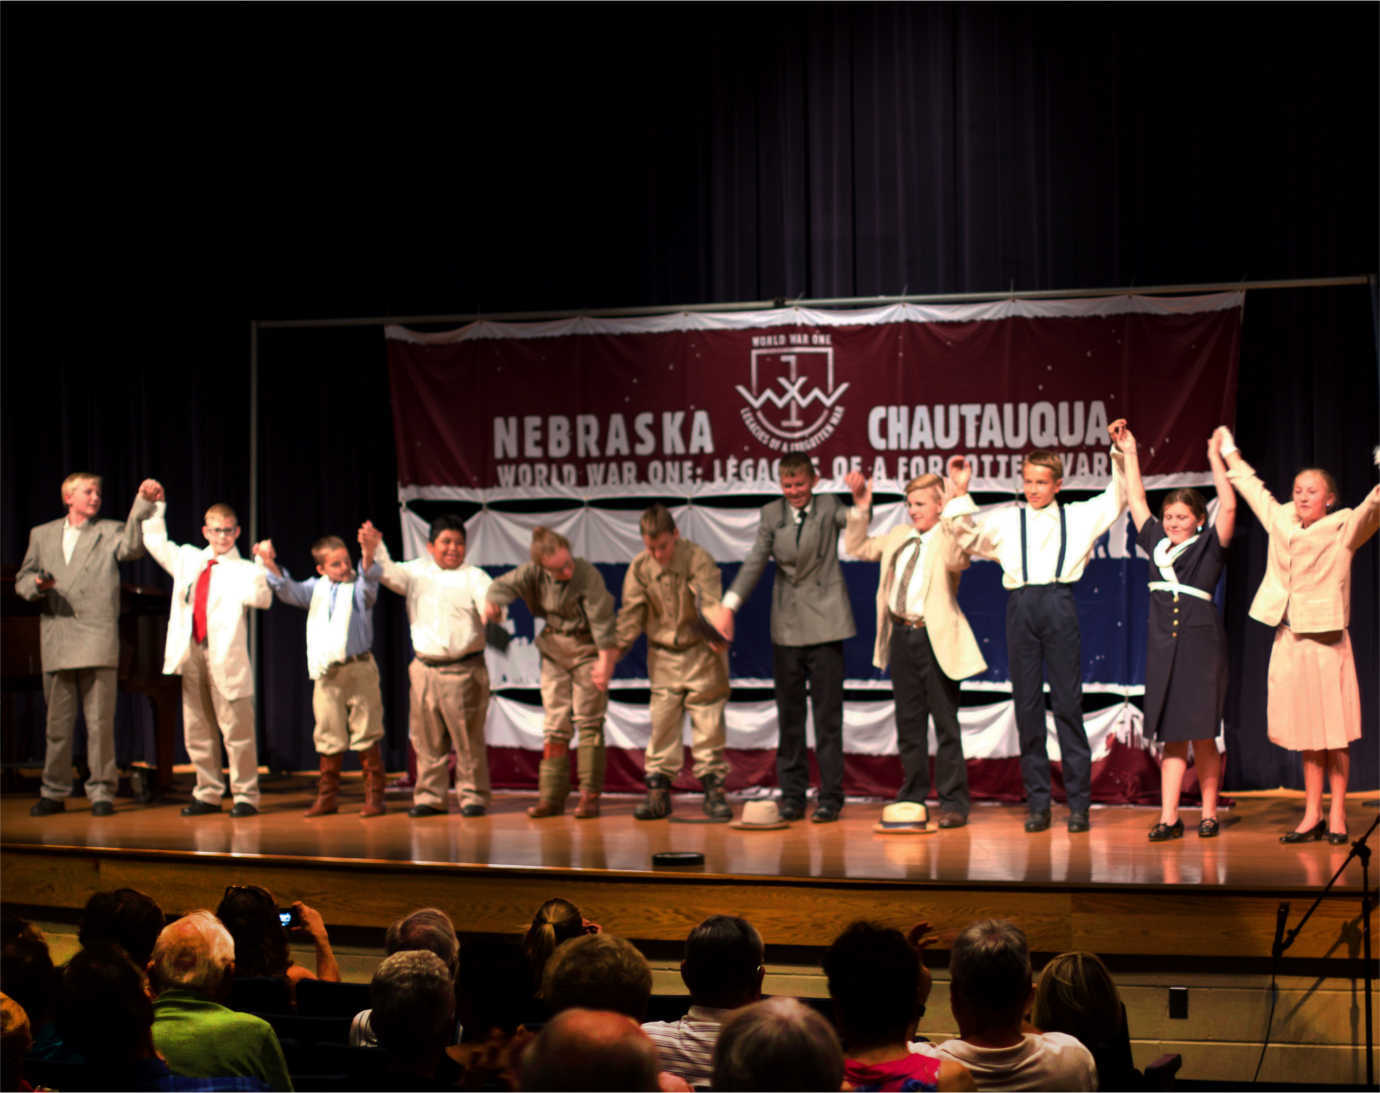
[573,743,605,819]
[359,744,387,818]
[527,740,570,818]
[634,773,672,820]
[304,753,343,817]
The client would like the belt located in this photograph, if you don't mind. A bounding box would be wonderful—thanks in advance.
[327,651,373,669]
[649,640,698,652]
[416,650,484,668]
[889,612,926,630]
[1147,581,1213,603]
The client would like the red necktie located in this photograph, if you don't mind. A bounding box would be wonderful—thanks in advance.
[193,559,217,644]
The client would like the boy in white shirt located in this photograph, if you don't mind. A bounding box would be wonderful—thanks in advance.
[143,498,272,817]
[254,533,387,817]
[947,439,1125,833]
[359,515,493,818]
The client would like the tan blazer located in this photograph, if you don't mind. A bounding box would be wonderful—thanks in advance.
[1229,460,1380,632]
[844,510,986,682]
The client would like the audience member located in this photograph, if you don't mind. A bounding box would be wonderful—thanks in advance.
[0,993,32,1093]
[936,920,1096,1091]
[78,887,166,968]
[369,949,464,1089]
[541,933,653,1020]
[0,914,64,1061]
[148,911,293,1090]
[215,883,340,998]
[642,915,764,1087]
[350,907,462,1048]
[1033,951,1138,1091]
[59,943,266,1091]
[522,897,598,1010]
[711,996,844,1091]
[520,1008,665,1092]
[823,921,973,1091]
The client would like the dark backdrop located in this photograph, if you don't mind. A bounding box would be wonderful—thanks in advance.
[3,4,1376,790]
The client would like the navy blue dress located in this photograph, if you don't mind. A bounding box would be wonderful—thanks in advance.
[1137,517,1228,742]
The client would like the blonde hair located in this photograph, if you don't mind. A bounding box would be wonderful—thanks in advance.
[311,535,348,564]
[204,503,238,526]
[1022,450,1063,480]
[904,473,944,502]
[1032,950,1121,1049]
[530,526,570,564]
[61,472,101,503]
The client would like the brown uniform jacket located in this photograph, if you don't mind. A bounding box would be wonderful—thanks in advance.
[487,558,618,651]
[616,537,723,651]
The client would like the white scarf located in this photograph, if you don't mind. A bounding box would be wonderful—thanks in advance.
[306,577,354,680]
[1152,532,1199,584]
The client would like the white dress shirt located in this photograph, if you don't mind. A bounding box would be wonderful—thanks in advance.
[375,541,491,659]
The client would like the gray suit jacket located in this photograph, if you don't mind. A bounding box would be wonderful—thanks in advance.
[727,493,858,646]
[15,496,155,671]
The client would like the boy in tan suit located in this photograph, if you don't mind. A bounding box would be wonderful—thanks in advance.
[17,472,162,816]
[844,467,986,826]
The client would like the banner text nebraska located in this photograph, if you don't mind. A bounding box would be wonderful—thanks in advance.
[493,411,715,460]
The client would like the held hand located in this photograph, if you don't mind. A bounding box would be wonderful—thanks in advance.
[357,521,382,552]
[706,604,735,643]
[137,478,165,502]
[591,650,616,691]
[481,600,502,625]
[1213,425,1237,456]
[844,469,871,507]
[946,455,972,494]
[35,573,56,592]
[291,901,328,942]
[252,539,276,564]
[1107,418,1135,452]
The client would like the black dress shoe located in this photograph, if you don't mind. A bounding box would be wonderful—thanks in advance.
[30,798,65,817]
[1327,829,1349,845]
[460,804,487,818]
[1280,820,1326,844]
[1024,810,1051,833]
[1147,819,1183,842]
[408,804,447,818]
[91,801,115,817]
[181,800,221,816]
[229,803,259,818]
[811,804,841,824]
[777,801,806,822]
[1067,811,1091,834]
[1198,817,1220,838]
[937,810,968,829]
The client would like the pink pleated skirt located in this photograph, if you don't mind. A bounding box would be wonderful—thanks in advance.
[1266,626,1362,752]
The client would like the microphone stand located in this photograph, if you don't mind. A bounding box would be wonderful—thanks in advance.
[1274,812,1378,1088]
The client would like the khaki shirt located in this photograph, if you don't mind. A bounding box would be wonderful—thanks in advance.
[616,537,723,650]
[487,558,618,649]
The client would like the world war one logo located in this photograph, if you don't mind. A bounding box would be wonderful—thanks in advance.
[735,342,848,450]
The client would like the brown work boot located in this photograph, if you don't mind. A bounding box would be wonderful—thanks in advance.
[700,772,732,822]
[634,773,672,820]
[358,744,387,818]
[573,790,601,819]
[527,740,570,818]
[304,753,343,817]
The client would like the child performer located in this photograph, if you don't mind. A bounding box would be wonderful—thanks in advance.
[143,498,272,817]
[484,527,617,819]
[1112,422,1235,840]
[615,504,732,822]
[1218,429,1380,844]
[948,435,1126,833]
[254,534,387,817]
[843,468,987,827]
[360,516,493,819]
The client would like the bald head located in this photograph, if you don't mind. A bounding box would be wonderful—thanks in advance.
[520,1008,659,1091]
[148,911,234,997]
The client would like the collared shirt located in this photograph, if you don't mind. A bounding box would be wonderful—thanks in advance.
[616,537,722,649]
[62,519,82,564]
[890,527,936,618]
[642,1004,735,1087]
[487,558,617,649]
[375,542,491,660]
[265,564,381,659]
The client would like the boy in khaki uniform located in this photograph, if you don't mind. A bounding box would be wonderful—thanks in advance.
[616,505,732,821]
[484,527,617,818]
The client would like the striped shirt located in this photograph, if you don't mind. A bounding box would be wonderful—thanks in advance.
[642,1004,734,1087]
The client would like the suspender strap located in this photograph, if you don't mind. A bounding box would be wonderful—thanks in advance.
[1020,508,1028,584]
[1055,504,1067,581]
[1020,505,1067,584]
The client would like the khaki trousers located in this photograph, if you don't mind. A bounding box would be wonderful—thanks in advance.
[408,656,491,809]
[182,642,260,807]
[644,643,729,781]
[312,654,385,755]
[41,667,118,803]
[538,631,607,748]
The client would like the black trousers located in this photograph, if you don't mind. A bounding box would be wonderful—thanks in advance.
[1006,584,1091,813]
[772,641,845,809]
[890,622,967,815]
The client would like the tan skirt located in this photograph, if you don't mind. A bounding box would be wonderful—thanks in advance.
[1266,626,1361,752]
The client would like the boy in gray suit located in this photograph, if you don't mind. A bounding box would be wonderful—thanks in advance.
[16,472,163,817]
[707,454,869,823]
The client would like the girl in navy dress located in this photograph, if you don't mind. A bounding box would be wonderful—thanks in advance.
[1111,421,1236,839]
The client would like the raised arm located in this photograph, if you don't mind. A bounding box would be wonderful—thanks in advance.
[842,472,884,561]
[1109,419,1151,532]
[1217,427,1281,529]
[942,455,1004,561]
[359,520,408,595]
[140,499,182,575]
[1207,428,1237,546]
[1343,482,1380,551]
[115,479,162,563]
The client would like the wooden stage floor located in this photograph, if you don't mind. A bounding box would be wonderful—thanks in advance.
[3,782,1375,968]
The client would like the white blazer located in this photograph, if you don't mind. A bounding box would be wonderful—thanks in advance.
[142,502,271,700]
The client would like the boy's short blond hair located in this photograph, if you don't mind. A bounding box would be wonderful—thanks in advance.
[530,526,570,564]
[311,535,348,563]
[61,472,101,503]
[1022,450,1063,480]
[904,473,944,501]
[639,504,677,538]
[204,503,238,526]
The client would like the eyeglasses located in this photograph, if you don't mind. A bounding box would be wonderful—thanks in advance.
[205,527,238,536]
